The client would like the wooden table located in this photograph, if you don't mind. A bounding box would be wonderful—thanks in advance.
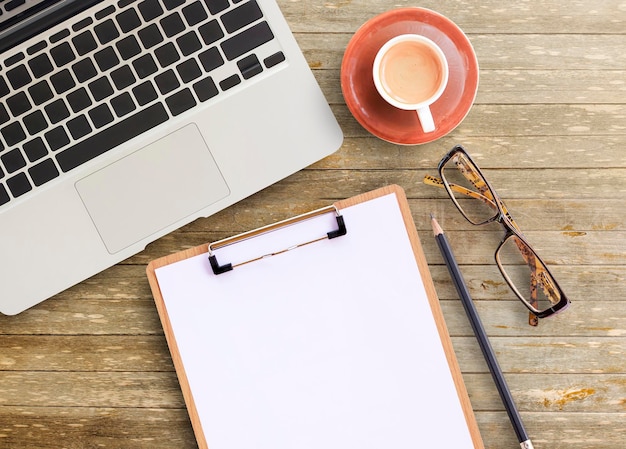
[1,1,624,448]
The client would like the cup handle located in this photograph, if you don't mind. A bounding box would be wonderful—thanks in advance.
[417,106,436,133]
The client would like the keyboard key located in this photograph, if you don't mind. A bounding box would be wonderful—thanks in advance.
[160,12,186,38]
[28,53,54,78]
[111,92,136,117]
[198,47,223,72]
[23,110,48,135]
[198,20,223,46]
[0,105,9,125]
[89,104,115,128]
[50,29,70,43]
[182,1,208,26]
[138,23,164,49]
[138,0,164,22]
[50,42,76,67]
[67,115,92,140]
[264,51,285,68]
[67,88,93,113]
[177,31,202,56]
[164,0,185,10]
[176,59,202,83]
[166,88,196,116]
[5,52,25,67]
[6,91,31,117]
[133,54,158,79]
[219,74,241,91]
[45,126,70,151]
[56,103,169,172]
[23,137,48,162]
[193,77,218,102]
[237,54,262,80]
[7,64,32,89]
[27,40,48,55]
[72,17,94,32]
[155,69,180,95]
[204,0,230,15]
[132,81,158,105]
[221,21,274,61]
[0,76,9,98]
[94,19,120,45]
[44,99,70,124]
[6,172,32,198]
[50,69,76,94]
[6,0,27,12]
[29,81,54,105]
[72,31,98,56]
[72,58,98,83]
[94,46,120,71]
[116,36,142,60]
[221,0,263,34]
[118,0,137,8]
[1,148,26,173]
[0,185,9,206]
[1,122,26,146]
[116,8,142,33]
[88,77,115,101]
[111,65,136,90]
[95,5,116,20]
[29,158,59,187]
[155,42,180,67]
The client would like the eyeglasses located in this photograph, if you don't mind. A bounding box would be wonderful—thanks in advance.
[424,145,570,324]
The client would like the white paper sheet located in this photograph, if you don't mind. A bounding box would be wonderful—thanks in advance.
[155,193,474,449]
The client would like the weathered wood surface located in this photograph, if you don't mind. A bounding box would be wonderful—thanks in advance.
[1,1,625,448]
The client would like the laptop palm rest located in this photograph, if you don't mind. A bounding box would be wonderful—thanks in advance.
[76,124,230,254]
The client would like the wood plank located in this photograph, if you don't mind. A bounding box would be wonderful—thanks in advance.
[280,0,626,34]
[450,336,626,374]
[310,138,626,169]
[0,407,197,449]
[474,412,626,449]
[0,336,173,372]
[0,372,184,408]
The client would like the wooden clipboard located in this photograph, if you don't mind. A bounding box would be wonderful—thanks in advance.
[147,185,484,449]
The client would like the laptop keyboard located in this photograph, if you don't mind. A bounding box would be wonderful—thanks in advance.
[0,0,286,207]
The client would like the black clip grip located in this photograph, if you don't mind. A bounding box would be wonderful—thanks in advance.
[327,214,347,239]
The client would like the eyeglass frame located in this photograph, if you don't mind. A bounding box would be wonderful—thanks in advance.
[425,145,570,320]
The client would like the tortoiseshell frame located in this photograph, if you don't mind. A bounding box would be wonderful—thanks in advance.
[425,145,570,323]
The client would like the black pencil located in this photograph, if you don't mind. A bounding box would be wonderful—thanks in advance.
[431,215,534,449]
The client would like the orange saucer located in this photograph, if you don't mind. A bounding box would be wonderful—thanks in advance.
[341,8,479,145]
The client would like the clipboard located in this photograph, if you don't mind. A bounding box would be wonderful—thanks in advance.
[147,185,484,449]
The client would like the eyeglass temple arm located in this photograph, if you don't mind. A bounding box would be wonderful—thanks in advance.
[423,175,497,205]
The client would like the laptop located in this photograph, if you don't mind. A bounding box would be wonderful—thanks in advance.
[0,0,343,314]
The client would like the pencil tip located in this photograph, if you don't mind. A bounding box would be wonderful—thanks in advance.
[430,214,443,236]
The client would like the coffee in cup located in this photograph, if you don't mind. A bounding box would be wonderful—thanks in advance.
[373,34,449,133]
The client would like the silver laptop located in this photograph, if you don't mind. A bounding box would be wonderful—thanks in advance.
[0,0,343,314]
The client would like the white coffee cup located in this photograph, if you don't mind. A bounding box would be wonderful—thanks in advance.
[372,34,449,133]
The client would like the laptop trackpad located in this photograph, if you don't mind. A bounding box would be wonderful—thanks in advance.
[76,124,230,254]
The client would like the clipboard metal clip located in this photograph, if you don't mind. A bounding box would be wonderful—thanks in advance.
[208,206,347,275]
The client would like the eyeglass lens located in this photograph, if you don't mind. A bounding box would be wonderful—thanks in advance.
[496,235,564,314]
[440,153,499,225]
